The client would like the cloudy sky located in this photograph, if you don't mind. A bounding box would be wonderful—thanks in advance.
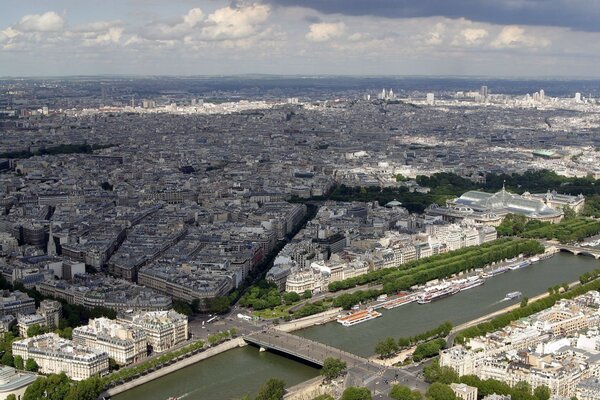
[2,0,600,77]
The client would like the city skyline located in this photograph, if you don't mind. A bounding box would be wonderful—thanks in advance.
[2,0,600,77]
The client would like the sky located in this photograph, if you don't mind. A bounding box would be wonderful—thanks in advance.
[2,0,600,77]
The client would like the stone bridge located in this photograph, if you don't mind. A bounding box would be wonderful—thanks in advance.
[244,328,427,392]
[554,245,600,259]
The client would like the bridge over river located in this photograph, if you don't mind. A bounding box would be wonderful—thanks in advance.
[554,244,600,259]
[244,328,428,393]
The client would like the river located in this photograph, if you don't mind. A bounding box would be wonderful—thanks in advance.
[115,252,598,400]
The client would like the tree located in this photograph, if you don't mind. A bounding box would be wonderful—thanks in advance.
[341,387,372,400]
[109,357,120,371]
[23,373,71,400]
[390,384,423,400]
[13,355,23,370]
[312,396,335,400]
[553,285,561,295]
[302,290,313,300]
[520,297,529,308]
[375,337,399,358]
[426,383,456,400]
[58,326,73,339]
[283,292,301,305]
[321,357,347,381]
[534,385,551,400]
[1,351,14,367]
[207,296,230,314]
[563,206,577,220]
[25,358,38,372]
[255,378,286,400]
[26,324,46,338]
[191,298,201,313]
[512,381,534,400]
[6,394,16,400]
[422,360,459,384]
[65,377,105,400]
[562,282,570,293]
[173,300,193,316]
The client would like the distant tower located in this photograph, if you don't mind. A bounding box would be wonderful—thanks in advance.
[575,92,582,103]
[131,95,135,107]
[47,223,56,257]
[479,85,488,100]
[539,89,545,102]
[426,93,435,105]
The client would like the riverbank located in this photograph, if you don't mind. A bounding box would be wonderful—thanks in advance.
[369,278,582,367]
[276,308,342,332]
[114,252,600,400]
[102,338,247,398]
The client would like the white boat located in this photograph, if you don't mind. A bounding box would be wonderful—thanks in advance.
[337,309,382,327]
[503,291,522,301]
[382,293,418,309]
[417,283,459,304]
[481,266,509,278]
[509,260,531,270]
[454,276,484,291]
[530,256,540,263]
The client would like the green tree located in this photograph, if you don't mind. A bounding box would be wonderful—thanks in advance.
[562,206,577,220]
[375,337,399,358]
[25,358,38,372]
[191,298,201,313]
[207,296,231,314]
[108,357,120,371]
[390,384,423,400]
[26,324,46,338]
[58,326,73,339]
[302,290,313,300]
[312,396,335,400]
[562,282,569,292]
[320,357,347,381]
[255,378,286,400]
[173,300,193,316]
[283,292,301,304]
[1,351,14,367]
[341,387,372,400]
[426,383,456,400]
[6,394,16,400]
[23,373,71,400]
[422,360,459,384]
[534,385,551,400]
[65,377,105,400]
[13,355,23,370]
[520,297,529,308]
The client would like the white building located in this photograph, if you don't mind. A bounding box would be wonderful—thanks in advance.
[117,310,188,353]
[73,318,147,365]
[12,333,109,381]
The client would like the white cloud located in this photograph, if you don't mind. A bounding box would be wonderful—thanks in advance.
[141,8,205,40]
[306,22,345,42]
[425,23,445,45]
[91,27,124,44]
[492,25,550,48]
[17,11,64,32]
[201,4,270,40]
[457,28,489,46]
[183,8,204,27]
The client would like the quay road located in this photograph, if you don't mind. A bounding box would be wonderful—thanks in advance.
[244,328,428,393]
